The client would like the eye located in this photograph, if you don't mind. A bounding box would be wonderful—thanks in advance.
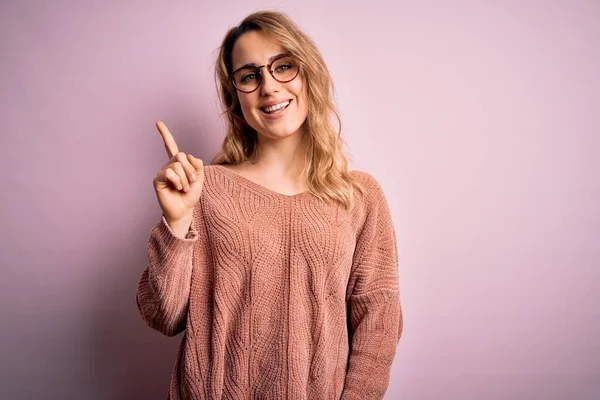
[275,64,292,72]
[241,73,258,83]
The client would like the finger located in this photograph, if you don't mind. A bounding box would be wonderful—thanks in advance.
[156,120,179,159]
[172,162,190,192]
[163,168,183,190]
[175,152,198,183]
[187,154,204,173]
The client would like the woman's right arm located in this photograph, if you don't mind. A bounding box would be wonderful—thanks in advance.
[135,214,199,336]
[136,121,206,336]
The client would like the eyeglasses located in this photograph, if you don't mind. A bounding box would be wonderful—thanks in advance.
[230,54,300,93]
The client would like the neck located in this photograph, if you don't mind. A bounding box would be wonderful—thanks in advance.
[252,127,309,177]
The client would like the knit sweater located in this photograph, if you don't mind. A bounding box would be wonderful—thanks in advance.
[136,164,403,400]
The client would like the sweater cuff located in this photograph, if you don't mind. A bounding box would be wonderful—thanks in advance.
[146,215,199,279]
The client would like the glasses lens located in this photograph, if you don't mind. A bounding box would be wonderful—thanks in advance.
[233,67,260,92]
[271,56,299,82]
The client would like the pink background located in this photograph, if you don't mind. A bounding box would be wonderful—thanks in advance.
[1,1,599,399]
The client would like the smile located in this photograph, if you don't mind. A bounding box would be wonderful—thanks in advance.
[260,100,291,114]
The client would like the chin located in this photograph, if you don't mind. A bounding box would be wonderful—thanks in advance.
[251,116,306,139]
[260,125,303,139]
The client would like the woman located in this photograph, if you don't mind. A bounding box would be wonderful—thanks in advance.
[136,10,403,400]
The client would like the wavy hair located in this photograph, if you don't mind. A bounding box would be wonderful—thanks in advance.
[211,10,364,210]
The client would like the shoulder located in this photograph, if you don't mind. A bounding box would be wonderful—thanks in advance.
[348,169,387,206]
[190,165,227,216]
[197,164,222,195]
[203,164,222,176]
[201,164,235,191]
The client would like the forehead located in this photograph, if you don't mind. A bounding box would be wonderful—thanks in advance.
[231,30,284,70]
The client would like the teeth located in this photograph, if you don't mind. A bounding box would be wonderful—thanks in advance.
[262,100,290,113]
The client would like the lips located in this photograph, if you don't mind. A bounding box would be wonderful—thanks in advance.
[258,99,293,120]
[260,100,292,115]
[259,99,292,113]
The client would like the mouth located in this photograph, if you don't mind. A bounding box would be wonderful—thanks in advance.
[260,100,292,115]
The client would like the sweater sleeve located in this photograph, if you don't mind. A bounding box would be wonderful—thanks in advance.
[135,207,201,337]
[341,179,403,399]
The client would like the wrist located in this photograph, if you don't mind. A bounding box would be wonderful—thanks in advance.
[165,213,192,225]
[164,214,193,238]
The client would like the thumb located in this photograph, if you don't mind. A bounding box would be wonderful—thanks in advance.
[187,154,204,173]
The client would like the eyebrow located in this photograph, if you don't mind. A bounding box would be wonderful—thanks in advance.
[233,52,287,71]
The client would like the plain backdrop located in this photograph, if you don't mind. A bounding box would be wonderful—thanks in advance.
[1,1,599,399]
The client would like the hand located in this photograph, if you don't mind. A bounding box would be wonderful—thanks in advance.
[152,121,205,225]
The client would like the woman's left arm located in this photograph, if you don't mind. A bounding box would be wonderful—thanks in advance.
[341,179,403,400]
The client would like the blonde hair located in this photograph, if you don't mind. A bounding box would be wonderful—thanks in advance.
[211,10,364,210]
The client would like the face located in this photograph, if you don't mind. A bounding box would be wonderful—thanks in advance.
[231,30,308,141]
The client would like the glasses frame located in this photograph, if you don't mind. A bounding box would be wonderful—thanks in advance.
[230,54,300,93]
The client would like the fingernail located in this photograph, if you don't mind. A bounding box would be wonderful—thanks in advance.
[192,174,197,182]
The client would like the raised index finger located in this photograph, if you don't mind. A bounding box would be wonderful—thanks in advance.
[155,120,179,159]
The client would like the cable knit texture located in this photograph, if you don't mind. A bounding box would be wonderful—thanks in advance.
[136,165,403,399]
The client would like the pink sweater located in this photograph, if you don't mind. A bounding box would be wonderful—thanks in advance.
[136,165,403,399]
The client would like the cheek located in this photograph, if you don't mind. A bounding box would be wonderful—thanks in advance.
[290,80,307,113]
[238,95,257,120]
[297,86,309,116]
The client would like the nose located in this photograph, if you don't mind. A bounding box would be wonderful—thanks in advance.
[259,67,281,96]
